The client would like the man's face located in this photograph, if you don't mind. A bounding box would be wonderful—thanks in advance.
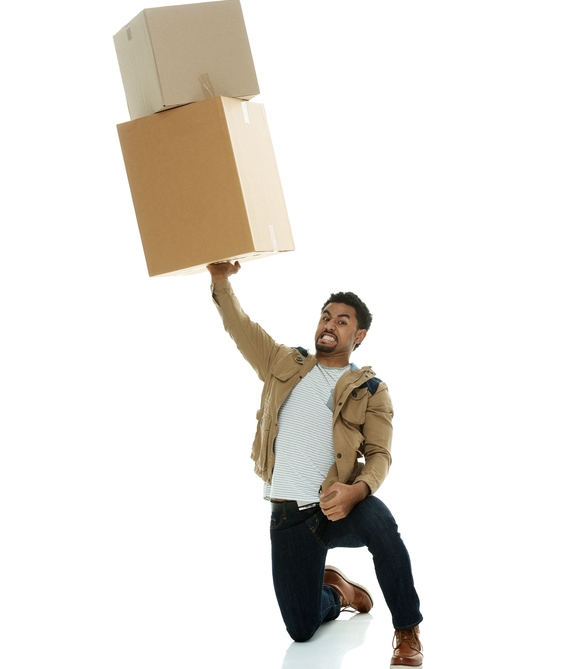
[314,302,366,356]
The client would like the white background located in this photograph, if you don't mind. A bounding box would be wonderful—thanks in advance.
[1,1,563,667]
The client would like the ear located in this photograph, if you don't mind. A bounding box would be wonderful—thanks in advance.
[354,329,367,346]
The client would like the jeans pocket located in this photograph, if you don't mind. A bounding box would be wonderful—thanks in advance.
[306,510,330,549]
[270,512,285,530]
[305,512,319,533]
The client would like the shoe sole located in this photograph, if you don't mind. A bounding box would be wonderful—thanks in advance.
[325,565,374,608]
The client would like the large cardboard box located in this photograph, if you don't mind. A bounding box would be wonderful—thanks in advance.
[117,96,294,276]
[113,1,259,120]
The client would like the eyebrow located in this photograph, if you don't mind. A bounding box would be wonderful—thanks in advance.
[322,309,351,319]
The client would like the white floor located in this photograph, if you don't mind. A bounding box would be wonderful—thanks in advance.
[185,602,406,669]
[267,612,395,669]
[3,485,559,669]
[182,559,421,669]
[1,537,558,669]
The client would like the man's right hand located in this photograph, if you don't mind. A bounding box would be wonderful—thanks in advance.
[206,260,241,283]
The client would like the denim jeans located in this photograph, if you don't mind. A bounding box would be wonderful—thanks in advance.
[270,496,422,642]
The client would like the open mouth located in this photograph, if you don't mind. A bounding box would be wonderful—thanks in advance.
[318,332,337,343]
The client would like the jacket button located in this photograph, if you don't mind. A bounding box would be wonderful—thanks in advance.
[337,453,342,458]
[296,356,303,362]
[352,391,357,398]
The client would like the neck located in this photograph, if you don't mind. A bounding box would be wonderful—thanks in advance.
[315,352,351,368]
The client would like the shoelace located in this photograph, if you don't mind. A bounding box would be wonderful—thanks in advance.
[336,589,360,613]
[392,628,423,652]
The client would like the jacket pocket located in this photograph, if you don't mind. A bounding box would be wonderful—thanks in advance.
[271,351,304,381]
[340,388,369,425]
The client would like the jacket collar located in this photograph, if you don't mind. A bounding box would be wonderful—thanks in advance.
[295,349,381,395]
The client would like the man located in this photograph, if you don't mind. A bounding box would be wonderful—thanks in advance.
[207,261,423,667]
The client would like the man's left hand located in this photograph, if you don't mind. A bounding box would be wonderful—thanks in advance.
[319,482,370,521]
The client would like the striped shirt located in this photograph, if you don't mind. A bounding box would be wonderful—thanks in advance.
[264,363,351,506]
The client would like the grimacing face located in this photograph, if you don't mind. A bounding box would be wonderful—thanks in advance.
[314,302,366,356]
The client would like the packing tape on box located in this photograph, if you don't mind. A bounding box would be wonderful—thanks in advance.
[198,73,215,98]
[241,101,250,124]
[269,225,279,252]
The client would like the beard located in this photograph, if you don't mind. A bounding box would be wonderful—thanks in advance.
[315,340,336,353]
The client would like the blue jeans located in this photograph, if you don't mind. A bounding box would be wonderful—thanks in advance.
[270,496,422,642]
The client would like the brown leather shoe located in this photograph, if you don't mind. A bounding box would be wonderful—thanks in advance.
[390,625,423,667]
[323,565,373,613]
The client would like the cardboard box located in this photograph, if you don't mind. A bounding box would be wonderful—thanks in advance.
[117,96,294,276]
[113,1,260,120]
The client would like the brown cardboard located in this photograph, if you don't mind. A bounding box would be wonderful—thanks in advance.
[113,1,260,120]
[117,96,294,276]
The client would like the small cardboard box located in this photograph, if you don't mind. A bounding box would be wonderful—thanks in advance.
[117,96,294,276]
[113,0,260,120]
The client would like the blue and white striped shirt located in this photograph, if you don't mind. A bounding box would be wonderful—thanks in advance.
[264,363,351,505]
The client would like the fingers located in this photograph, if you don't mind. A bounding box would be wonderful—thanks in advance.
[319,485,339,520]
[206,260,241,280]
[222,260,241,275]
[321,506,344,522]
[320,497,342,521]
[320,483,361,521]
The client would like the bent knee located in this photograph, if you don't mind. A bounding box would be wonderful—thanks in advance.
[287,624,317,642]
[289,630,315,643]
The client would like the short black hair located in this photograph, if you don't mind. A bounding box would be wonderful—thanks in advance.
[321,292,373,332]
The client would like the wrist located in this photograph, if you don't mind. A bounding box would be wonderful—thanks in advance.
[354,481,370,500]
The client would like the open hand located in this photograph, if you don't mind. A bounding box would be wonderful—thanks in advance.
[206,260,241,283]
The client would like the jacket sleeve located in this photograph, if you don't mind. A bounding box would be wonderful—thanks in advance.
[354,383,394,494]
[210,279,283,382]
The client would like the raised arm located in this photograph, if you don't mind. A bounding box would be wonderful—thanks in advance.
[207,262,283,381]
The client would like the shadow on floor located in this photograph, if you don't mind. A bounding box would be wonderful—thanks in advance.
[281,613,373,669]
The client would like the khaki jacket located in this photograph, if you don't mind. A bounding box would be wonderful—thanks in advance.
[211,279,394,495]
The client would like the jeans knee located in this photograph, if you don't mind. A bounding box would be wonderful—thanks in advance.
[286,620,318,642]
[288,628,315,643]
